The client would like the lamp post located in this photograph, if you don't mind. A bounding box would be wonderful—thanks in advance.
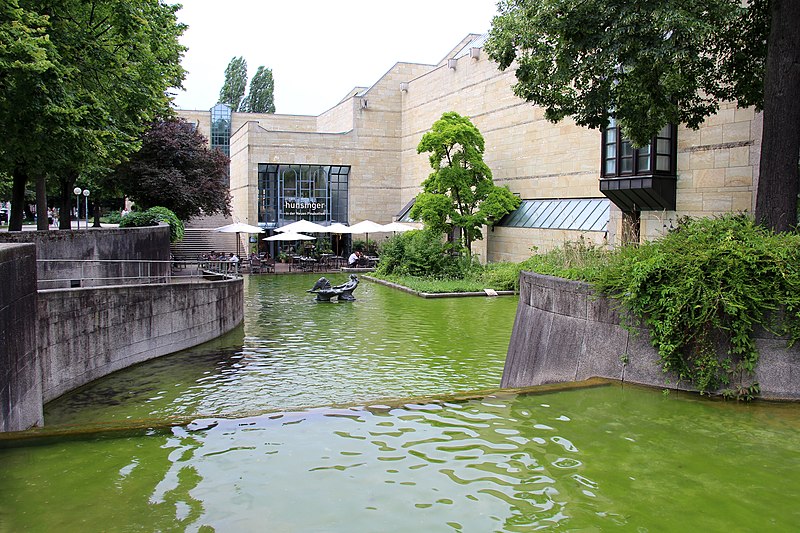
[73,187,82,229]
[82,189,90,229]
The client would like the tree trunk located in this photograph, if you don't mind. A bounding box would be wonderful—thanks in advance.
[58,172,78,230]
[35,173,48,231]
[9,167,27,232]
[755,0,800,232]
[93,204,102,227]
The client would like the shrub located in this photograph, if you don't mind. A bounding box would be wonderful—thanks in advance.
[377,229,463,279]
[593,214,800,399]
[118,206,184,242]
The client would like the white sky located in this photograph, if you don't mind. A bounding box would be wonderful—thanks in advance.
[171,0,500,116]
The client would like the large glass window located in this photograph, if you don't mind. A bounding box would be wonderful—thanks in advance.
[602,121,676,178]
[257,164,350,227]
[210,103,231,157]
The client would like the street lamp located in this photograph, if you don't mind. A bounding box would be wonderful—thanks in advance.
[82,189,90,229]
[73,187,82,229]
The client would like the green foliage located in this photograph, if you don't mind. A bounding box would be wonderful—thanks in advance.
[375,274,492,294]
[520,237,612,283]
[593,215,800,398]
[242,66,275,113]
[376,229,463,279]
[119,206,184,243]
[1,0,186,230]
[352,239,377,256]
[485,0,762,146]
[146,206,184,242]
[113,118,231,221]
[219,56,247,111]
[477,261,524,291]
[412,112,521,257]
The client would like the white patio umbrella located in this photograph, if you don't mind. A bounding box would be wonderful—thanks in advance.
[214,222,264,256]
[275,219,328,234]
[381,222,415,233]
[349,220,388,250]
[324,222,353,234]
[263,231,316,241]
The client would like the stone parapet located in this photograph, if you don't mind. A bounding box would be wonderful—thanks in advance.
[502,271,800,400]
[0,244,43,432]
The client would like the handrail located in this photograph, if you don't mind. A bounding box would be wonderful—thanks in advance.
[36,259,241,290]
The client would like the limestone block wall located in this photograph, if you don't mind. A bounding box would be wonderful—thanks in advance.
[0,244,42,432]
[316,98,356,133]
[613,103,761,242]
[37,278,244,403]
[503,272,800,400]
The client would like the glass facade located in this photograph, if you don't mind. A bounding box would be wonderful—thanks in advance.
[257,164,350,227]
[602,121,676,178]
[210,103,232,157]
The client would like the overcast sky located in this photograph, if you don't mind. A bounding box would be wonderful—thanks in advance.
[171,0,500,116]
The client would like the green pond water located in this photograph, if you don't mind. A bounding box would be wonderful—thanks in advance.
[2,274,799,531]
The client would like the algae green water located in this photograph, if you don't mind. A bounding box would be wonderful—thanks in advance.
[2,275,799,531]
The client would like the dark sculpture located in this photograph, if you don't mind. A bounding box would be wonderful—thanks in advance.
[307,275,359,302]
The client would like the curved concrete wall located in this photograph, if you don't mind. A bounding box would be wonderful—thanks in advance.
[0,225,170,288]
[38,278,243,403]
[503,272,800,400]
[0,244,43,432]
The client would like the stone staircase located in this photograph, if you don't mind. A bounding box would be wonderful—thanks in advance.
[170,213,244,259]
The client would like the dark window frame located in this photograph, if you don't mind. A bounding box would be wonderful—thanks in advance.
[601,120,677,179]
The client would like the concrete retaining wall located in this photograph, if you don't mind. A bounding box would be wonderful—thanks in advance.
[0,226,170,287]
[0,244,43,432]
[38,279,243,403]
[502,271,800,400]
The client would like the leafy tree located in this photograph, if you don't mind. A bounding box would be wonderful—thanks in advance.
[411,112,521,259]
[219,56,248,111]
[485,0,800,232]
[113,118,231,221]
[0,0,186,231]
[242,66,275,113]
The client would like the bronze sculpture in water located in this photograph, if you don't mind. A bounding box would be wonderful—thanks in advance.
[307,275,359,302]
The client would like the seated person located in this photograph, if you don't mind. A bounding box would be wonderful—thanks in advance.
[348,251,360,266]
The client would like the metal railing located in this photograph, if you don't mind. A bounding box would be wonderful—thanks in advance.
[36,259,242,290]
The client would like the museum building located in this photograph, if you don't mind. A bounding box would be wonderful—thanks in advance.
[177,33,760,263]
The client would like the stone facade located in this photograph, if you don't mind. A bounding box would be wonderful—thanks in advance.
[177,34,761,263]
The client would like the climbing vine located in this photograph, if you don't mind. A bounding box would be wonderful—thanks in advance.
[593,215,800,399]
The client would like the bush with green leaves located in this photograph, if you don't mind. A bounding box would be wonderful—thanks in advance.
[592,215,800,399]
[118,206,184,243]
[377,229,464,279]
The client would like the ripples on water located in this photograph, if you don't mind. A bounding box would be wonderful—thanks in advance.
[45,274,519,425]
[5,275,798,530]
[4,385,800,531]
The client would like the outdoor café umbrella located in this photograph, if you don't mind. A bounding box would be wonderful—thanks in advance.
[275,219,328,234]
[325,222,353,234]
[263,231,316,241]
[214,222,264,256]
[381,221,415,233]
[323,222,352,255]
[348,219,387,249]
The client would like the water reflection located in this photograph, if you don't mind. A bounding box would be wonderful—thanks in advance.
[7,384,800,531]
[12,276,798,531]
[45,274,518,425]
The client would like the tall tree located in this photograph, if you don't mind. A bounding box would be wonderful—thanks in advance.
[0,0,186,231]
[219,56,248,111]
[411,112,521,259]
[242,66,275,113]
[485,0,800,232]
[113,118,231,221]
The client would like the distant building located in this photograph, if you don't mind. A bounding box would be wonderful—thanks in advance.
[178,33,760,262]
